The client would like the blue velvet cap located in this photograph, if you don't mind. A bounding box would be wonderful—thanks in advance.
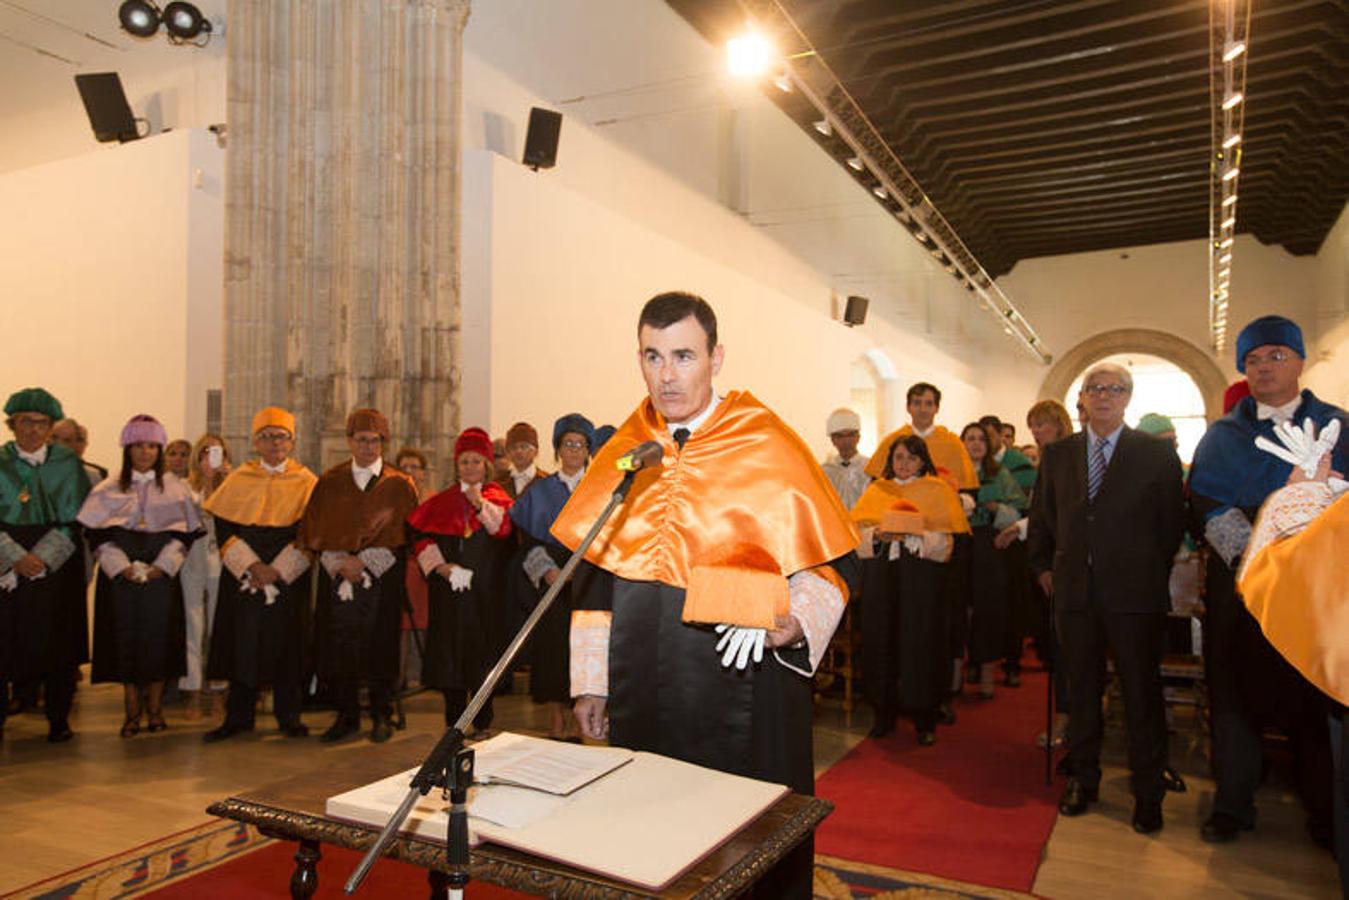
[1236,315,1304,373]
[552,413,595,451]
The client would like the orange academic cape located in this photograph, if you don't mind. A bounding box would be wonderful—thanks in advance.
[1238,491,1349,705]
[865,425,978,489]
[202,458,317,551]
[549,391,860,629]
[849,476,971,535]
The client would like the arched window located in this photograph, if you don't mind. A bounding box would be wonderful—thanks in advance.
[849,358,881,458]
[1065,353,1206,463]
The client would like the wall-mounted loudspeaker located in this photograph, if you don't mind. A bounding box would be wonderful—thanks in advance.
[843,295,869,326]
[523,107,562,170]
[74,72,140,143]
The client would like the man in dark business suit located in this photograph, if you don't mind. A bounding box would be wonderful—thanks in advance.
[1028,362,1184,834]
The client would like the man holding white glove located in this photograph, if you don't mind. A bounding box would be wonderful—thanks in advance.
[1189,314,1348,846]
[551,293,859,900]
[298,408,419,744]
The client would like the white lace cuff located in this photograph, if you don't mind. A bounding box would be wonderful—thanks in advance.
[417,543,446,576]
[271,544,311,583]
[1239,481,1335,582]
[1205,508,1252,568]
[570,610,611,698]
[523,545,559,589]
[31,528,77,572]
[0,533,26,571]
[357,546,396,578]
[477,500,506,535]
[774,570,846,677]
[95,542,132,579]
[922,531,953,563]
[220,537,261,580]
[152,539,187,577]
[319,550,351,577]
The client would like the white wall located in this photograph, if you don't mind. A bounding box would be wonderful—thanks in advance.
[0,129,224,469]
[1305,204,1349,406]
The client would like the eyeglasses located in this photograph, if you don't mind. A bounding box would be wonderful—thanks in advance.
[1083,384,1129,397]
[350,436,384,447]
[256,430,293,442]
[507,442,535,453]
[1243,348,1292,367]
[559,439,589,451]
[10,415,51,428]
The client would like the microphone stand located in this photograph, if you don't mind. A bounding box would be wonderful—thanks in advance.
[345,468,640,898]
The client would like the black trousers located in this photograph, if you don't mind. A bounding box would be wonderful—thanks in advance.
[0,672,74,729]
[1205,560,1332,829]
[1329,706,1349,898]
[1057,580,1168,802]
[223,678,302,729]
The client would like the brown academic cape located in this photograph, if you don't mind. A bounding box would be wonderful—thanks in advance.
[865,425,978,490]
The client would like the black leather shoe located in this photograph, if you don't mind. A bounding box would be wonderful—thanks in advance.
[1162,766,1187,793]
[370,718,393,743]
[1058,778,1098,816]
[282,722,310,739]
[319,716,360,744]
[203,721,253,743]
[1132,800,1163,835]
[1200,812,1249,843]
[916,729,936,747]
[47,723,74,743]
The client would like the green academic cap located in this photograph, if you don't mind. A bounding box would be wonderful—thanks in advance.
[4,387,63,421]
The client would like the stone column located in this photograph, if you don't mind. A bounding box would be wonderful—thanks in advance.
[223,0,468,479]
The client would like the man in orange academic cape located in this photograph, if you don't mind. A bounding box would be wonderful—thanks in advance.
[552,292,859,899]
[866,382,978,490]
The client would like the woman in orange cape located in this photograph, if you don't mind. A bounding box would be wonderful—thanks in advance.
[851,433,969,745]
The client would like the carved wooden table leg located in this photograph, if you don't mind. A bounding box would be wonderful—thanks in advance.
[428,868,448,898]
[291,838,322,899]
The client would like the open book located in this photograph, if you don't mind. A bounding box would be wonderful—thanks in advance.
[470,731,632,795]
[325,732,789,890]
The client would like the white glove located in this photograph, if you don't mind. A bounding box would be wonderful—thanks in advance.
[959,493,975,514]
[714,624,765,670]
[336,571,372,601]
[0,571,16,592]
[239,571,281,605]
[1255,417,1339,478]
[128,561,152,583]
[902,534,924,557]
[448,565,474,593]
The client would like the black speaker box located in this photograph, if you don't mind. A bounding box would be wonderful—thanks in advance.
[844,295,869,326]
[523,107,562,170]
[74,72,139,143]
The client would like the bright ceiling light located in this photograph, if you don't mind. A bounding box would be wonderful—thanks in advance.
[872,185,887,199]
[1219,237,1234,248]
[726,31,776,78]
[847,156,864,171]
[772,72,792,93]
[1221,216,1236,229]
[1222,91,1244,110]
[1221,194,1237,207]
[1223,41,1246,62]
[1218,253,1232,264]
[1222,133,1242,149]
[163,2,212,41]
[118,0,160,37]
[1222,166,1240,181]
[813,119,831,136]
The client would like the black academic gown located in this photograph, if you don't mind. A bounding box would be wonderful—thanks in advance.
[861,543,948,728]
[420,527,501,696]
[0,522,88,681]
[89,528,189,684]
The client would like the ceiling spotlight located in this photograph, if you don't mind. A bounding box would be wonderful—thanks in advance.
[872,185,887,199]
[1222,41,1246,62]
[1222,133,1242,149]
[119,0,161,38]
[163,2,212,41]
[812,119,831,136]
[1222,166,1240,181]
[1222,91,1244,110]
[1221,216,1236,229]
[726,30,775,78]
[1221,194,1237,207]
[1219,237,1234,248]
[1218,253,1232,264]
[772,71,792,93]
[846,156,864,172]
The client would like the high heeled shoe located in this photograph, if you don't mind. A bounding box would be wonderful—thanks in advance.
[146,711,168,733]
[120,717,141,738]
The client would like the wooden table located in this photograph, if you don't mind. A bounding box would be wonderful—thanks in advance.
[206,734,831,899]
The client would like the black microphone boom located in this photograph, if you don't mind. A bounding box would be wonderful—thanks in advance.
[616,440,664,472]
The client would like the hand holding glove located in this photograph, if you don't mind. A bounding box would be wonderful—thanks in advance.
[714,624,765,670]
[448,565,474,593]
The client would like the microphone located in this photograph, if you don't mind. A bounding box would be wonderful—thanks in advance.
[615,440,664,472]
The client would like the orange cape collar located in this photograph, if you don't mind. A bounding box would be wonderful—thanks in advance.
[866,425,978,489]
[850,476,971,534]
[550,391,859,628]
[202,458,317,528]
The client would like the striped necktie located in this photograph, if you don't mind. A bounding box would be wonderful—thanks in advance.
[1087,436,1108,501]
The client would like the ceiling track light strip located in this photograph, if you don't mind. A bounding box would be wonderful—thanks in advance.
[740,0,1049,364]
[1208,0,1252,352]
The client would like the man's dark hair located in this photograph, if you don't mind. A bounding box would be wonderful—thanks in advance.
[638,291,718,353]
[906,382,942,406]
[978,414,1003,430]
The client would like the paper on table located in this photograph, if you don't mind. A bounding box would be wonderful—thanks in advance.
[471,732,633,795]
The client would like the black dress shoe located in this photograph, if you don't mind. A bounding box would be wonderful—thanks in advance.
[370,718,393,743]
[320,716,360,744]
[1058,779,1098,816]
[281,722,310,738]
[1132,800,1163,835]
[1162,766,1187,793]
[47,724,74,743]
[203,721,254,743]
[916,729,936,747]
[1201,812,1249,843]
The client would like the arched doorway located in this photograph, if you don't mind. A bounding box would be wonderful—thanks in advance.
[1064,353,1207,463]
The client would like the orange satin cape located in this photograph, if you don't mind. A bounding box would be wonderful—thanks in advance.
[865,425,978,490]
[850,476,971,535]
[1238,493,1349,705]
[549,391,860,629]
[202,458,317,528]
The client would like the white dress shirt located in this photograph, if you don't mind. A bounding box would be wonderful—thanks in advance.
[351,456,383,491]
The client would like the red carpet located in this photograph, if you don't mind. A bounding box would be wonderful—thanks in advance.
[144,841,529,899]
[815,664,1061,892]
